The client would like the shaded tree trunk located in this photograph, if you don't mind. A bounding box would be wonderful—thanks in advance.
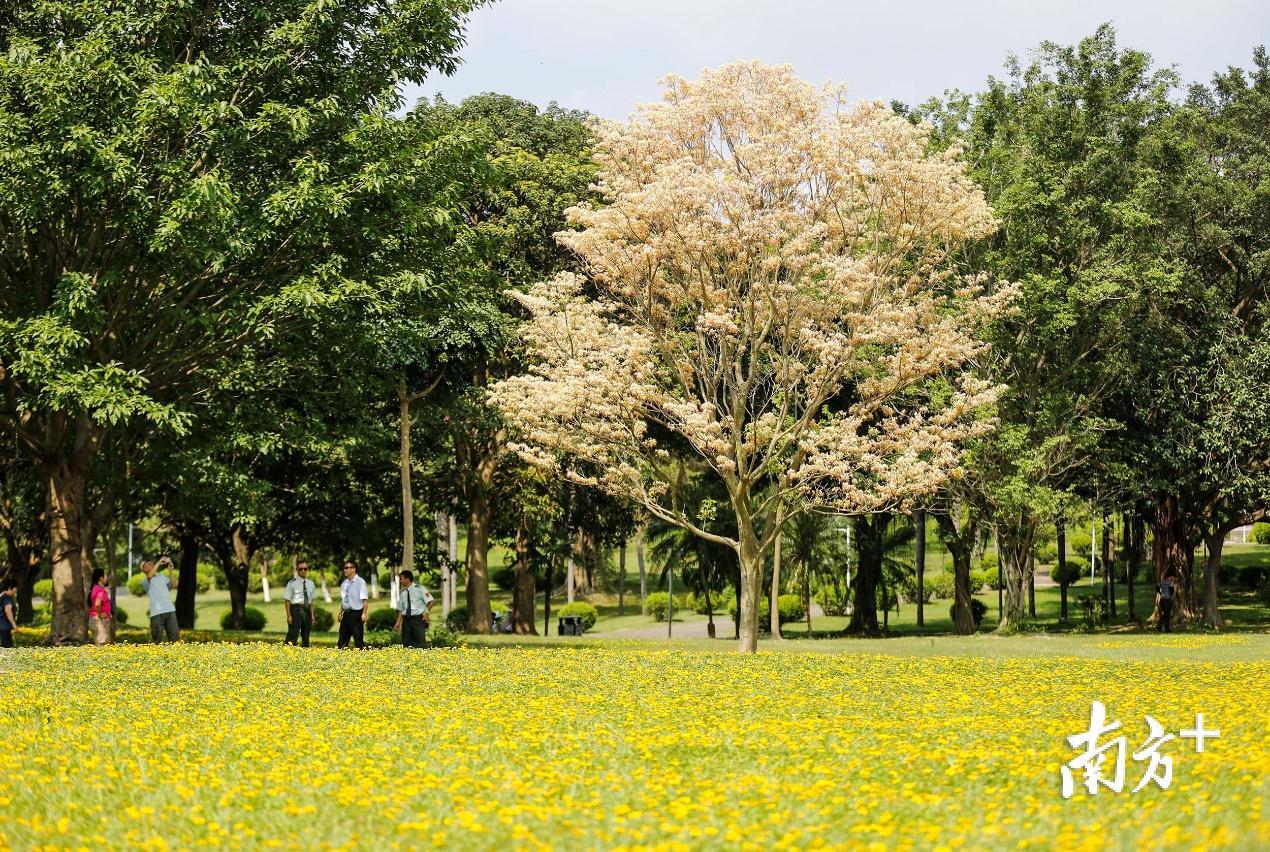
[175,528,200,630]
[1057,516,1069,624]
[636,529,647,612]
[1124,512,1140,622]
[512,512,537,634]
[1103,514,1116,618]
[222,523,254,629]
[848,515,886,634]
[397,384,415,610]
[46,445,97,644]
[997,517,1036,629]
[802,556,812,635]
[1152,494,1196,623]
[934,510,978,634]
[1027,550,1036,619]
[914,509,926,627]
[769,521,783,639]
[1201,529,1225,630]
[465,485,494,633]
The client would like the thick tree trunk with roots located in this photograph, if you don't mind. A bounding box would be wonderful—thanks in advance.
[1152,494,1197,623]
[512,513,537,634]
[1201,530,1225,629]
[220,523,254,629]
[848,515,886,633]
[997,519,1036,629]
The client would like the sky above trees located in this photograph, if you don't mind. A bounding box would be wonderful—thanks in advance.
[405,0,1268,118]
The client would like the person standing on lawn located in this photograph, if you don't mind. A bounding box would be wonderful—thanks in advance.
[0,577,18,648]
[284,561,318,647]
[337,560,369,649]
[1156,569,1177,633]
[88,568,114,645]
[393,570,434,648]
[141,557,180,643]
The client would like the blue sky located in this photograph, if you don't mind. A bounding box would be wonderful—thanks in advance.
[401,0,1269,117]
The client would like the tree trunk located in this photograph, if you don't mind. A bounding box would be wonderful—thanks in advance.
[512,512,537,634]
[737,526,762,653]
[636,529,647,612]
[1103,514,1115,618]
[914,509,926,627]
[1201,530,1225,629]
[1151,494,1196,623]
[618,542,627,615]
[802,557,812,635]
[397,386,417,610]
[224,523,253,629]
[1126,513,1141,622]
[997,518,1035,629]
[848,515,885,634]
[934,511,977,635]
[434,510,447,616]
[1057,515,1068,624]
[465,486,494,633]
[769,523,783,639]
[1027,550,1036,619]
[542,554,553,636]
[175,529,199,630]
[46,458,93,644]
[448,514,459,612]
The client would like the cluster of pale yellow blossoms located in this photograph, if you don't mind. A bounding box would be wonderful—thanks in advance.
[0,642,1265,850]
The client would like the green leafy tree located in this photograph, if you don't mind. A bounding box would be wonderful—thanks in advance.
[0,0,487,641]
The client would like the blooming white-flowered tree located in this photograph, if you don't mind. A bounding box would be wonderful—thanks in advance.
[491,62,1013,652]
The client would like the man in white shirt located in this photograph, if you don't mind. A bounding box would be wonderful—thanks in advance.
[393,570,434,648]
[284,561,318,647]
[337,560,369,649]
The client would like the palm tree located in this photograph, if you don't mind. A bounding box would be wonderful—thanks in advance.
[786,512,844,634]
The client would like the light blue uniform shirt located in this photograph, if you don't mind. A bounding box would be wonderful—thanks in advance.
[340,575,368,611]
[394,583,433,617]
[141,572,175,617]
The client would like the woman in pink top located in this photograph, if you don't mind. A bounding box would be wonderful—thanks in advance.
[88,568,113,645]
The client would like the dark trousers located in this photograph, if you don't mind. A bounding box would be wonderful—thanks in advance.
[150,611,180,643]
[338,609,365,649]
[286,608,312,647]
[0,630,12,648]
[1158,599,1173,633]
[401,616,427,648]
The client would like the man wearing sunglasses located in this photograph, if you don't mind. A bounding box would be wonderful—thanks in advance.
[284,560,318,647]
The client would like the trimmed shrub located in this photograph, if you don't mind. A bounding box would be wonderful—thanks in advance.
[645,592,672,622]
[557,602,599,632]
[979,551,999,573]
[1051,560,1086,586]
[115,607,129,626]
[1220,562,1267,590]
[221,607,266,631]
[924,572,955,601]
[686,589,728,615]
[1252,522,1270,545]
[815,583,849,616]
[32,603,53,626]
[491,565,516,591]
[33,578,53,600]
[445,607,468,634]
[367,607,399,633]
[950,598,988,628]
[127,574,147,597]
[776,594,806,625]
[1078,594,1105,632]
[425,626,461,648]
[1035,542,1058,564]
[968,569,991,594]
[312,607,335,632]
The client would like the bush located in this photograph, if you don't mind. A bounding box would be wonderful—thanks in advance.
[32,578,53,600]
[645,592,672,622]
[1252,522,1270,545]
[1221,562,1267,590]
[425,626,461,648]
[115,607,129,626]
[1078,594,1105,632]
[1051,560,1086,586]
[491,565,516,591]
[923,572,955,601]
[950,598,988,628]
[968,569,991,594]
[979,551,998,573]
[686,589,728,615]
[445,607,468,633]
[127,574,147,597]
[776,594,806,625]
[221,607,267,631]
[815,583,849,616]
[367,607,400,633]
[1035,542,1058,564]
[556,602,599,632]
[312,607,335,632]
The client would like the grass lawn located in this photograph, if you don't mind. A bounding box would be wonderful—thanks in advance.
[1,638,1265,849]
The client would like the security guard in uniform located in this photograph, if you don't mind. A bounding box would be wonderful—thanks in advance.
[284,561,318,647]
[393,570,434,648]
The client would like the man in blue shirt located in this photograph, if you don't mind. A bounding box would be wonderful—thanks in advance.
[141,557,180,643]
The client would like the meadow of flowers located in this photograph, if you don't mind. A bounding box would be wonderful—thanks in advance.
[1,640,1265,850]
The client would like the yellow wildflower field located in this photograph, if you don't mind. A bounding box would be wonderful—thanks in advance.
[0,643,1266,850]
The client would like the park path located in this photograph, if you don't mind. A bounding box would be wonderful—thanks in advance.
[598,603,828,640]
